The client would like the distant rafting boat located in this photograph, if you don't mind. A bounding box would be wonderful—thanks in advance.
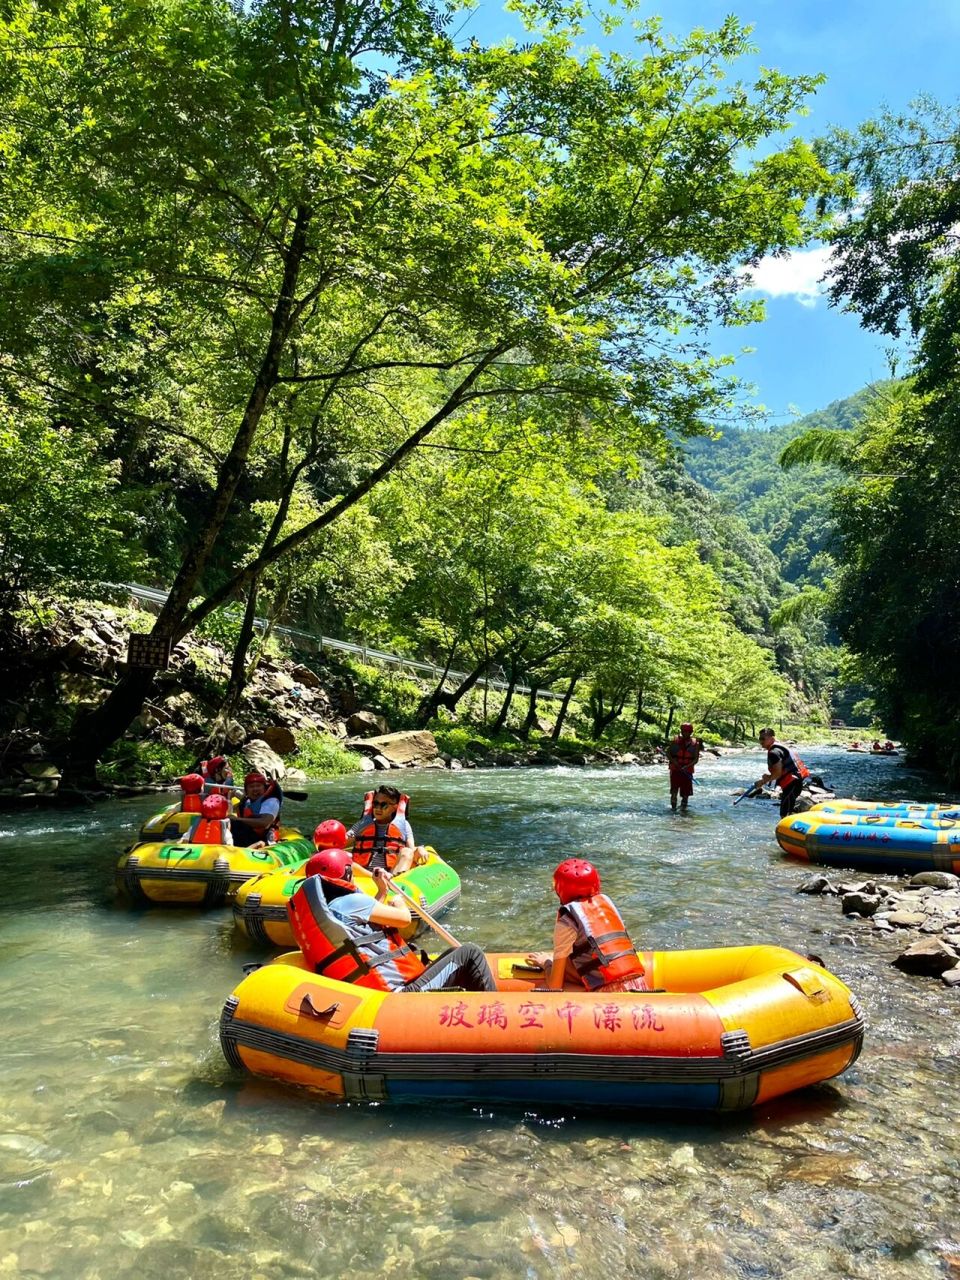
[776,810,960,874]
[233,848,461,946]
[220,945,864,1112]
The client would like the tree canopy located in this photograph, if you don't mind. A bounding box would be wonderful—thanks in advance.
[0,0,835,771]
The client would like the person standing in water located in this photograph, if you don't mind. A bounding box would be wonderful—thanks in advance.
[664,722,718,811]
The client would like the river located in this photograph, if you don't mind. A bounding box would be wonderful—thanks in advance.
[1,746,958,1278]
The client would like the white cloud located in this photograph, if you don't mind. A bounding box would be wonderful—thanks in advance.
[739,245,833,308]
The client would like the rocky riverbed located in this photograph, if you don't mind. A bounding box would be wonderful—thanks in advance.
[798,869,960,986]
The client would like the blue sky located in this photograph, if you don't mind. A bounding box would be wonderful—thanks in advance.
[463,0,960,419]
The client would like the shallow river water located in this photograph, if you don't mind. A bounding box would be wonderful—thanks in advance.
[1,747,959,1279]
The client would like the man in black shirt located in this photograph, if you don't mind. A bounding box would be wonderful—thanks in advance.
[755,728,805,818]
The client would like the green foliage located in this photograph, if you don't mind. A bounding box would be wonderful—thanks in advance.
[0,0,838,767]
[291,731,363,779]
[342,661,424,730]
[684,385,886,589]
[0,409,143,608]
[97,738,194,787]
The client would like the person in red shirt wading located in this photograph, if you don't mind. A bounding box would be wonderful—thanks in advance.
[665,722,718,812]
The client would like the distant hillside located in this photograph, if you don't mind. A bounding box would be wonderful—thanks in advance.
[684,384,890,586]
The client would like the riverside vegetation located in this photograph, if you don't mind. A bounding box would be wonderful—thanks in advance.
[1,0,958,789]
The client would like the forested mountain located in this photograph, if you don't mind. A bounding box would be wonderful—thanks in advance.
[684,385,888,586]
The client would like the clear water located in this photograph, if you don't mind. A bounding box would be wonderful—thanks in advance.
[1,747,958,1278]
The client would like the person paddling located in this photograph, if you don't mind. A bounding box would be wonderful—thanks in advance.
[289,850,496,993]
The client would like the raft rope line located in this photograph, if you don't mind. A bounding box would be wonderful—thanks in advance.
[219,997,865,1087]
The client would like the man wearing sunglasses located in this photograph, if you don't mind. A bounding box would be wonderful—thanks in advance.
[345,786,418,875]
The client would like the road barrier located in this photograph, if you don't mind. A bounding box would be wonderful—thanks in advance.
[117,583,564,701]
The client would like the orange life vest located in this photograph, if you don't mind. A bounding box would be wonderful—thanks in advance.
[180,791,203,814]
[771,743,810,788]
[187,815,232,845]
[560,894,648,992]
[288,876,425,992]
[351,791,410,871]
[668,736,700,771]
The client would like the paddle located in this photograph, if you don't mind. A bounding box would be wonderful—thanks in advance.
[388,877,461,949]
[732,783,761,806]
[217,783,309,802]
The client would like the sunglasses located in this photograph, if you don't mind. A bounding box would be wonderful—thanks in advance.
[372,799,394,809]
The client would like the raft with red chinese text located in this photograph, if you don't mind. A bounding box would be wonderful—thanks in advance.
[219,945,863,1111]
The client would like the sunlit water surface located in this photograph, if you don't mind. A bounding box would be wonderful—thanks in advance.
[1,748,958,1278]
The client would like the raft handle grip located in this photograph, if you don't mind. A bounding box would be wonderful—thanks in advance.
[299,994,340,1020]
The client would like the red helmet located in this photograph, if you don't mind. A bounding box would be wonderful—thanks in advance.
[680,723,694,734]
[553,858,601,904]
[179,773,204,794]
[245,771,267,787]
[206,755,227,772]
[313,819,348,850]
[305,848,354,888]
[201,794,229,819]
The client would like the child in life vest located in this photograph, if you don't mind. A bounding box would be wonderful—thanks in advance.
[526,859,649,993]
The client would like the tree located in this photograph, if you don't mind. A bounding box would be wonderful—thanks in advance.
[0,0,831,775]
[798,101,960,773]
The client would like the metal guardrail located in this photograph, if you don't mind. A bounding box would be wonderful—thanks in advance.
[118,583,564,701]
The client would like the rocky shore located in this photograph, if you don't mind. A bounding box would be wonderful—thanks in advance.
[798,870,960,987]
[1,599,659,804]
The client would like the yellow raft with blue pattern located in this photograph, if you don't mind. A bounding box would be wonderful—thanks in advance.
[777,809,960,874]
[220,945,863,1112]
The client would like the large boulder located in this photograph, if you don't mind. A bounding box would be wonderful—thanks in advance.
[258,725,299,756]
[346,730,439,767]
[909,871,960,891]
[892,937,960,976]
[291,664,323,690]
[240,739,286,780]
[347,710,389,737]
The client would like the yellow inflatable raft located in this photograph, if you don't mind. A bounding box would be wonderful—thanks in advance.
[117,830,313,907]
[220,945,863,1112]
[233,848,462,946]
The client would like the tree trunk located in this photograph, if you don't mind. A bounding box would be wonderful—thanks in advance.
[204,582,263,754]
[491,661,518,734]
[663,706,676,744]
[64,207,313,782]
[518,685,540,741]
[550,675,579,743]
[591,686,627,739]
[626,684,645,748]
[415,650,501,727]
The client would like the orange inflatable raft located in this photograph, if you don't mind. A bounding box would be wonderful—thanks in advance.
[220,945,863,1111]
